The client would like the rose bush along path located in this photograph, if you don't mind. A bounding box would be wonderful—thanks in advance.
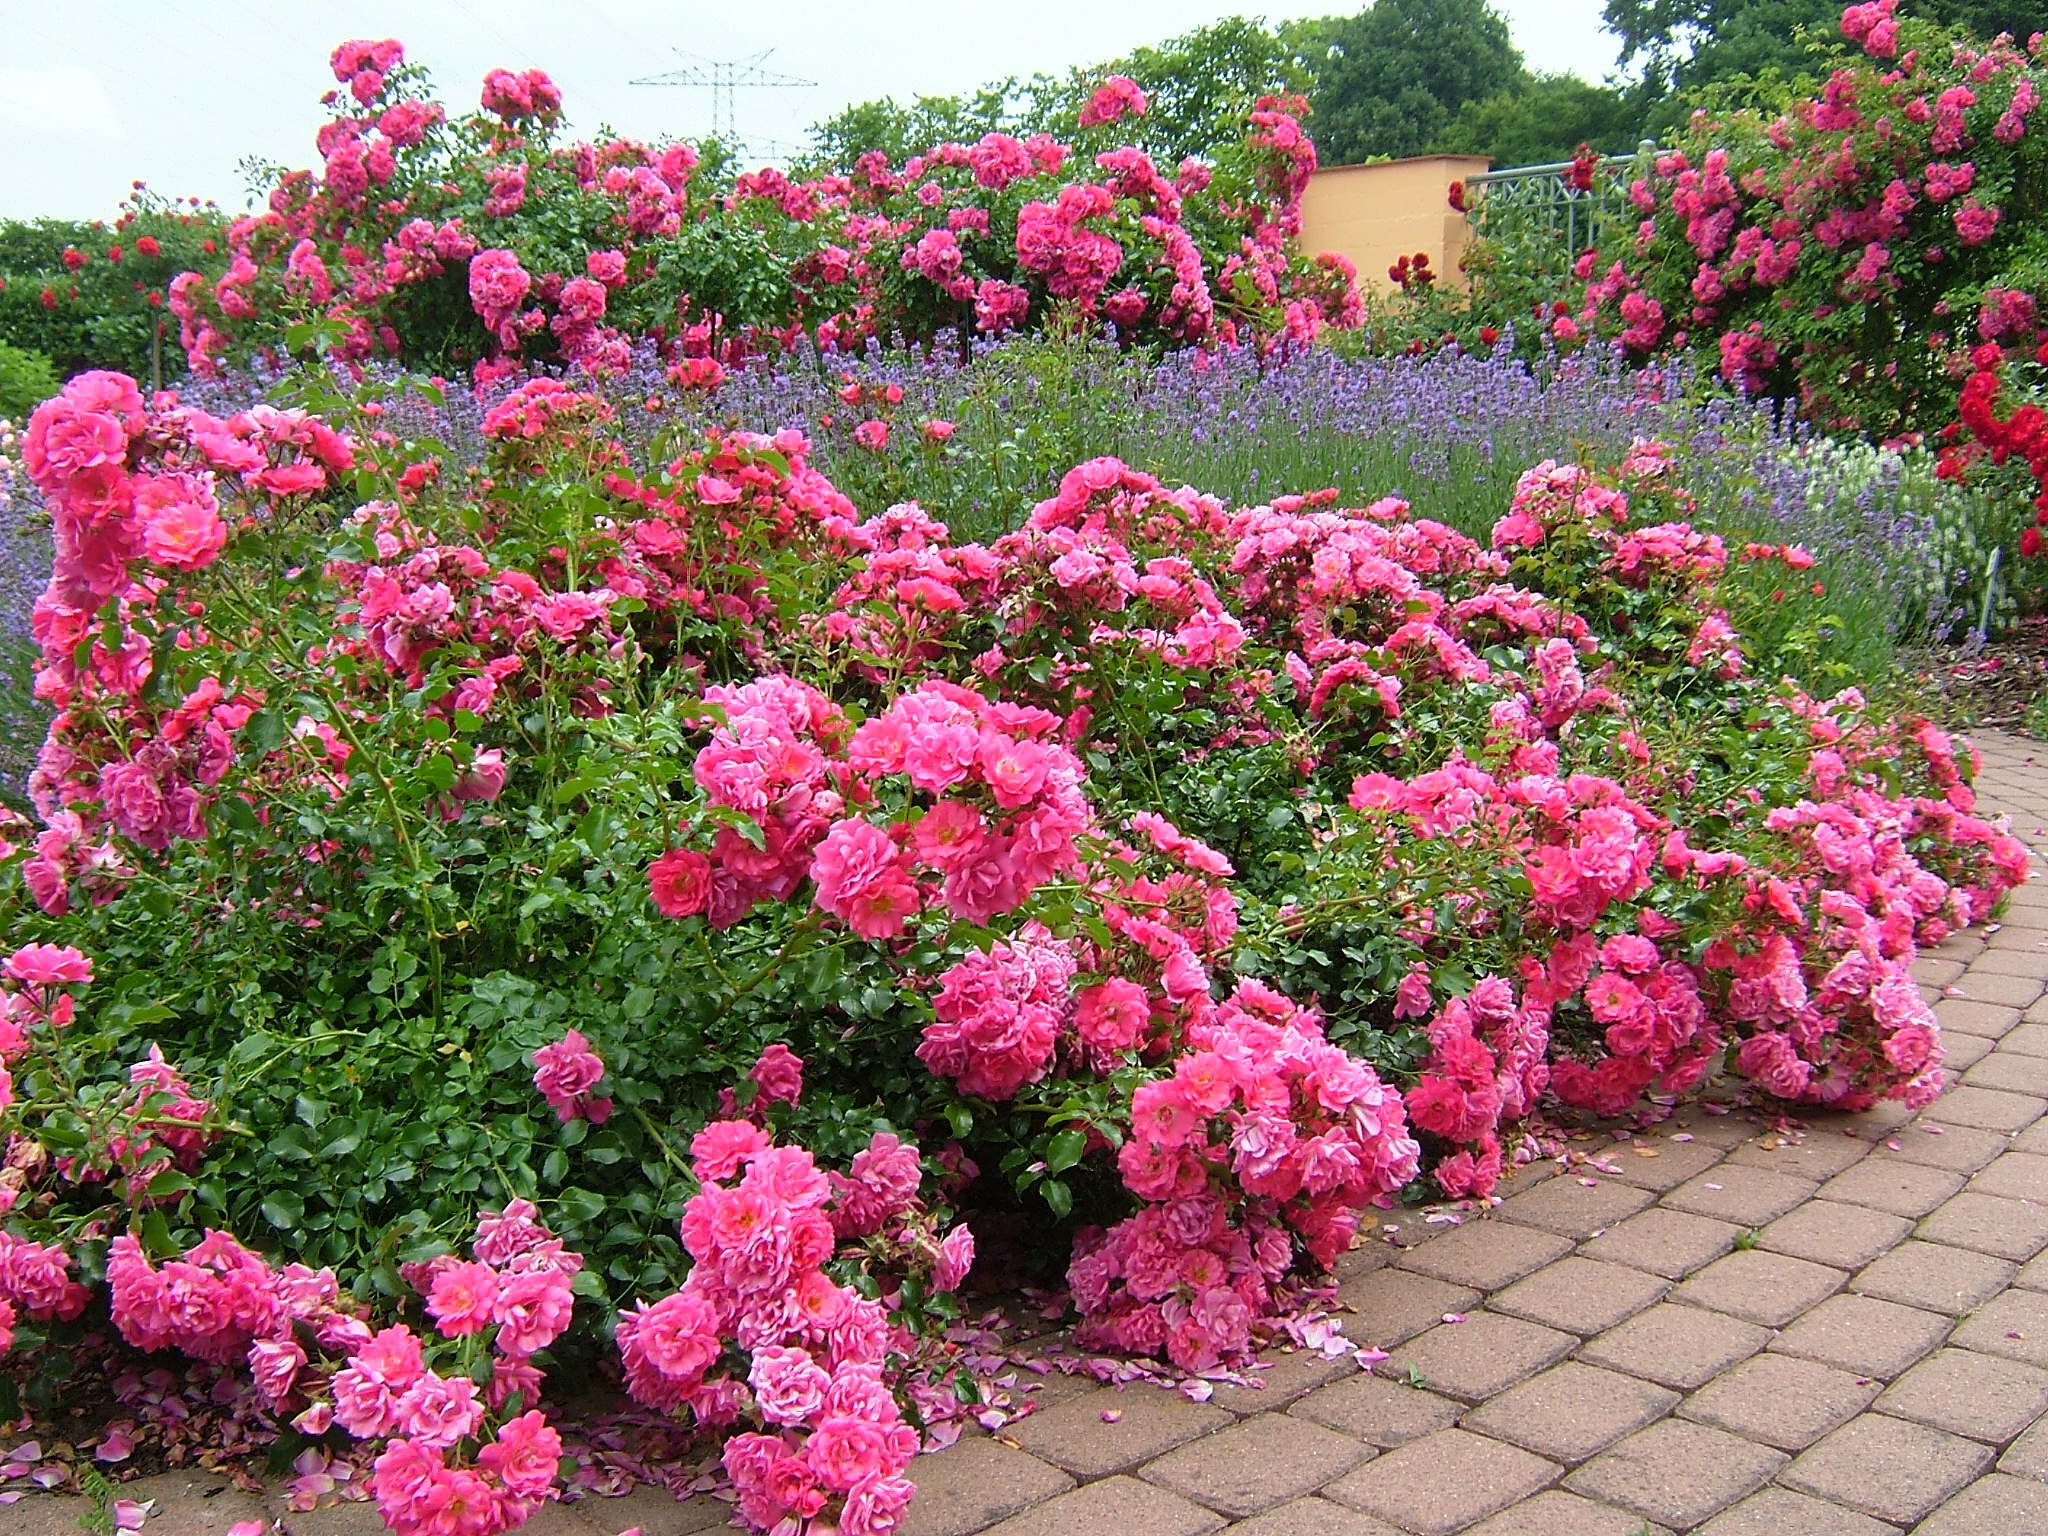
[24,746,2048,1536]
[0,354,2029,1536]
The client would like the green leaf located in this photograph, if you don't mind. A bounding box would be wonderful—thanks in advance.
[1044,1126,1087,1175]
[260,1192,305,1229]
[145,1169,194,1201]
[1040,1178,1073,1219]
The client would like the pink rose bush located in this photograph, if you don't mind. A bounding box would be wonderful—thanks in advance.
[1445,4,2048,575]
[0,355,2029,1536]
[165,39,1353,383]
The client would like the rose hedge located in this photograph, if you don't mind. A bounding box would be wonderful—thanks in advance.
[163,40,1355,389]
[0,359,2028,1533]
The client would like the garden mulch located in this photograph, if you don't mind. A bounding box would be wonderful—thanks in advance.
[18,732,2048,1536]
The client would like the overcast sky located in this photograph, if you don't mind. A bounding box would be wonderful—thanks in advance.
[0,0,1618,222]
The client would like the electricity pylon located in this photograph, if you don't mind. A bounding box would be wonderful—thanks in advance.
[631,49,815,162]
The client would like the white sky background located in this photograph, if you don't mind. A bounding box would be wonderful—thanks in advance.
[0,0,1618,222]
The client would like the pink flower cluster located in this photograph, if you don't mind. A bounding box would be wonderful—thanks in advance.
[659,675,1091,938]
[1078,75,1149,129]
[1077,981,1420,1370]
[620,1102,973,1536]
[532,1028,610,1123]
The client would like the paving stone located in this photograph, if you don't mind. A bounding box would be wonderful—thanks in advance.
[1205,1346,1361,1415]
[1672,1248,1848,1327]
[1664,1105,1766,1148]
[1664,1166,1818,1226]
[1381,1311,1574,1403]
[2019,1120,2048,1155]
[278,1499,420,1536]
[1963,1052,2048,1095]
[1323,1429,1559,1536]
[1495,1175,1654,1239]
[979,1474,1225,1536]
[1290,1373,1463,1448]
[1490,1158,1561,1199]
[1817,1158,1967,1218]
[1938,1029,1995,1072]
[1678,1351,1881,1451]
[1394,1218,1573,1291]
[1140,1414,1372,1519]
[1875,1344,2048,1444]
[1912,957,1968,986]
[1006,1386,1232,1477]
[2006,1023,2048,1057]
[1758,1199,1914,1270]
[1336,1269,1482,1350]
[1586,1135,1728,1192]
[1924,1084,2048,1132]
[1934,999,2023,1038]
[1221,1496,1405,1536]
[1949,1287,2048,1367]
[1333,1241,1395,1282]
[2003,1416,2048,1482]
[1362,1208,1444,1250]
[1965,1149,2048,1201]
[1578,1301,1770,1390]
[1950,970,2047,1007]
[1915,1472,2048,1536]
[901,1437,1076,1536]
[1008,1362,1099,1410]
[1727,1131,1872,1181]
[1488,1256,1669,1336]
[1693,1487,1903,1536]
[562,1486,730,1534]
[1462,1361,1678,1464]
[1770,1293,1952,1379]
[1918,1189,2048,1260]
[1781,1413,1994,1525]
[1579,1206,1742,1279]
[1958,947,2048,978]
[1872,1123,2012,1173]
[1851,1239,2017,1313]
[115,1476,271,1536]
[1463,1490,1672,1536]
[1563,1417,1786,1530]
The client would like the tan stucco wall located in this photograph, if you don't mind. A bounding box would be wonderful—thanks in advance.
[1300,155,1493,294]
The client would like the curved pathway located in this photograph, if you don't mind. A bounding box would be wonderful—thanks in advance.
[20,733,2048,1536]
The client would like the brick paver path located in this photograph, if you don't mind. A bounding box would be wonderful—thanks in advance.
[20,732,2048,1535]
